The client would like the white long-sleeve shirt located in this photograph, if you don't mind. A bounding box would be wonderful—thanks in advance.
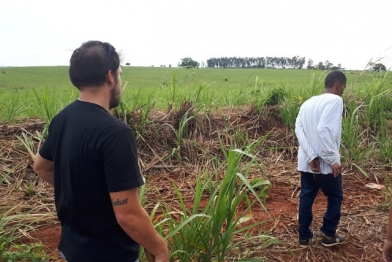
[295,93,343,174]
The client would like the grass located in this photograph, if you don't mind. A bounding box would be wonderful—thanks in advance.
[1,66,391,260]
[153,136,274,261]
[0,66,378,121]
[0,207,55,261]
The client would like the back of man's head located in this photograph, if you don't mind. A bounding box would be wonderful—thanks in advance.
[69,41,120,90]
[325,70,346,89]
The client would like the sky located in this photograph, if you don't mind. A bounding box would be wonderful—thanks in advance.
[1,0,392,70]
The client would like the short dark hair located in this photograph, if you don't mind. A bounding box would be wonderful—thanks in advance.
[325,70,346,88]
[69,41,120,89]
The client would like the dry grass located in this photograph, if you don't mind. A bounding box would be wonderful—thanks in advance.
[0,105,390,261]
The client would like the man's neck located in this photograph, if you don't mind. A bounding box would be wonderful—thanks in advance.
[78,87,110,111]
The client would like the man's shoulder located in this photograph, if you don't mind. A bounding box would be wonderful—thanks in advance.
[52,101,132,134]
[309,93,342,105]
[103,117,132,133]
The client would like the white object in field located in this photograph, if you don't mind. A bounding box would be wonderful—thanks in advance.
[364,183,384,190]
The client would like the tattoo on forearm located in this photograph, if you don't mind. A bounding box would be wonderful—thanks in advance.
[112,198,128,206]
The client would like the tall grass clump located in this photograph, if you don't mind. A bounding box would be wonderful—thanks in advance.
[116,89,156,133]
[281,70,326,129]
[32,86,70,137]
[164,108,197,160]
[340,70,392,173]
[163,135,275,261]
[363,71,392,133]
[0,91,26,122]
[163,69,197,110]
[307,70,327,97]
[188,83,214,111]
[340,101,374,175]
[250,76,286,115]
[280,89,304,130]
[375,112,392,168]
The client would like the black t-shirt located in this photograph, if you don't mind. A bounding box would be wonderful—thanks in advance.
[39,100,144,262]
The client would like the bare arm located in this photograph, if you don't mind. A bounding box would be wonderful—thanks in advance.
[33,153,54,186]
[110,188,169,262]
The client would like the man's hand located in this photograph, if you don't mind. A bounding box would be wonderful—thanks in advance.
[383,240,392,261]
[152,244,169,262]
[330,162,341,177]
[309,157,320,173]
[148,247,169,262]
[145,249,155,262]
[110,189,169,262]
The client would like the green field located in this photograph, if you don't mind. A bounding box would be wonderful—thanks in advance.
[0,66,383,122]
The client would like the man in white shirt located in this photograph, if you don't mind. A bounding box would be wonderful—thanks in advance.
[295,70,346,247]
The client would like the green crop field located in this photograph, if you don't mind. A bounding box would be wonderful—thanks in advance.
[0,66,382,122]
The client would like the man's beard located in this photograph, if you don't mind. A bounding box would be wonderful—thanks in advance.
[109,86,120,109]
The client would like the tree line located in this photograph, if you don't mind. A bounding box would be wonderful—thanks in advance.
[206,56,306,69]
[178,57,388,71]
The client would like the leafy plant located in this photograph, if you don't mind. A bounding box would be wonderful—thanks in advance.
[165,109,195,147]
[162,136,275,261]
[264,88,286,106]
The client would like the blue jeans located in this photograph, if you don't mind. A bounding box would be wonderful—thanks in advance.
[298,172,343,239]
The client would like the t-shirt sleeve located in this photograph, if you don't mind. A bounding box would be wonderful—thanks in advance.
[101,127,145,192]
[39,140,53,161]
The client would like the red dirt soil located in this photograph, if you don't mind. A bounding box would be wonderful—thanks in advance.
[25,174,387,262]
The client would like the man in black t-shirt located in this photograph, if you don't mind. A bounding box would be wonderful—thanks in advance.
[33,41,169,262]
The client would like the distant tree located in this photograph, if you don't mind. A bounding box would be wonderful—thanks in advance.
[307,59,314,69]
[169,64,172,68]
[206,56,305,69]
[297,57,306,69]
[125,62,131,66]
[324,60,333,69]
[316,62,325,70]
[372,63,386,71]
[178,58,199,69]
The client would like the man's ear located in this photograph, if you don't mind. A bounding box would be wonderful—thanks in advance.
[333,83,340,92]
[106,70,114,84]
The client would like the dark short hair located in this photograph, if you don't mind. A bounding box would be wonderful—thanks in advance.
[325,70,346,88]
[69,41,120,89]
